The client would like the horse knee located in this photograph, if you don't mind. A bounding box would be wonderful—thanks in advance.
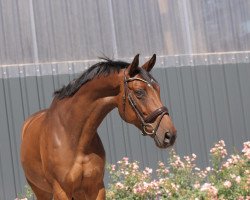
[53,182,71,200]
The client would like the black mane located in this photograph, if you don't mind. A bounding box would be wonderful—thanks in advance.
[54,58,130,99]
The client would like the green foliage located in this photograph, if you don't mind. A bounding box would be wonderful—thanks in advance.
[16,185,34,200]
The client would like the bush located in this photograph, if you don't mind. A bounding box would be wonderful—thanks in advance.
[15,185,33,200]
[106,140,250,200]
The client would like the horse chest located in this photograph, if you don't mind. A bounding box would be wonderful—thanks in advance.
[67,155,104,188]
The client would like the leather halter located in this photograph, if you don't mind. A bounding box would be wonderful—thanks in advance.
[123,69,169,137]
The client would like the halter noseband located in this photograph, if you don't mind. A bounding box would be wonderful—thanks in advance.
[122,69,169,137]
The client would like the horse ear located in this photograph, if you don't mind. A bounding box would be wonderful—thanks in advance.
[142,54,156,72]
[127,54,140,76]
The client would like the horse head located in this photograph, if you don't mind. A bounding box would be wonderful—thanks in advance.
[117,54,177,148]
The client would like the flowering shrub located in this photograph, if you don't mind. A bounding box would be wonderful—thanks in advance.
[15,185,33,200]
[107,140,250,200]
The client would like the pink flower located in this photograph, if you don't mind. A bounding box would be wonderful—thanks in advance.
[143,167,152,175]
[121,157,129,165]
[210,140,227,158]
[223,180,232,188]
[222,154,242,169]
[242,141,250,159]
[235,176,241,183]
[132,162,139,170]
[184,156,191,162]
[193,182,200,189]
[111,164,116,171]
[158,161,165,167]
[170,155,185,168]
[123,157,129,161]
[133,186,144,194]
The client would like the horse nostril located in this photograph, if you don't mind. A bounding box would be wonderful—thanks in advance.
[164,132,171,143]
[166,132,171,139]
[164,132,176,145]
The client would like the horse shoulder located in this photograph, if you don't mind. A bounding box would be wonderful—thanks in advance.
[21,109,47,140]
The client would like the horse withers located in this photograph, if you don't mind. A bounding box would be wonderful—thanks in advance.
[21,54,176,200]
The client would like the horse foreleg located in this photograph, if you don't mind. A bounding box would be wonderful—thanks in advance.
[83,182,105,200]
[95,186,105,200]
[53,181,71,200]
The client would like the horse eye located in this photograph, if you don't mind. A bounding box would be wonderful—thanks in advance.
[134,89,146,99]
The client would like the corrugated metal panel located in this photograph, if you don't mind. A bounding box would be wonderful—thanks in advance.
[0,58,250,199]
[0,0,35,65]
[1,0,250,65]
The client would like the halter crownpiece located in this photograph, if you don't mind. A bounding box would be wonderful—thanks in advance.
[122,69,169,137]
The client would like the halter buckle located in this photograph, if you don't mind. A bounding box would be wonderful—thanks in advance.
[142,123,155,136]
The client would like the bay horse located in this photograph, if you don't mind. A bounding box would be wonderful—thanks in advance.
[21,54,176,200]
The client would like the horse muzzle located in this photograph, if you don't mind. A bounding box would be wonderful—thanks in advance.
[154,130,177,149]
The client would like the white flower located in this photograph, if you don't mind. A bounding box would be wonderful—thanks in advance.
[194,167,200,171]
[200,183,212,191]
[200,183,218,197]
[15,199,28,200]
[206,167,211,172]
[223,180,232,188]
[230,174,236,179]
[115,182,124,189]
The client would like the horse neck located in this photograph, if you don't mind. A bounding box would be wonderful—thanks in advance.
[52,73,122,145]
